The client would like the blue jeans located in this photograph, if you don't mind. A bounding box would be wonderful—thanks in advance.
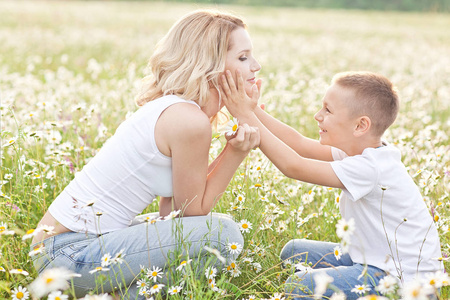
[31,213,243,299]
[280,239,387,300]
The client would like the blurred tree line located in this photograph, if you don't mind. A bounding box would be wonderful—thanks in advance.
[134,0,450,12]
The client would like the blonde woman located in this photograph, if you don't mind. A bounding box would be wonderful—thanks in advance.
[30,9,261,299]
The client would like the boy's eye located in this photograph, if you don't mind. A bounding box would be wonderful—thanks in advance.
[239,56,247,61]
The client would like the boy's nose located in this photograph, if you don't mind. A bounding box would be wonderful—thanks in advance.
[314,111,322,121]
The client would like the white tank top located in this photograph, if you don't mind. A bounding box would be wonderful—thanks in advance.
[49,95,200,234]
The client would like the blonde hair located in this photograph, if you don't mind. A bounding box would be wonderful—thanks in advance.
[136,9,246,108]
[332,71,399,137]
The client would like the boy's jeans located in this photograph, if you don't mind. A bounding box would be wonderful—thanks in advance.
[280,239,387,300]
[30,213,243,299]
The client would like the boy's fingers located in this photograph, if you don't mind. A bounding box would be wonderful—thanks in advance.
[221,75,232,97]
[236,70,245,92]
[256,78,262,91]
[226,70,237,93]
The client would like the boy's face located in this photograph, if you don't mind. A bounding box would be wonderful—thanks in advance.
[314,83,359,149]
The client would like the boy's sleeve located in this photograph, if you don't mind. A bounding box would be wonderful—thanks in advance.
[330,153,378,202]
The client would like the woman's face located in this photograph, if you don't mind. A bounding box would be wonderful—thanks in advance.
[224,28,261,97]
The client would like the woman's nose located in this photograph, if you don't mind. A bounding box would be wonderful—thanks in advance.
[251,58,261,73]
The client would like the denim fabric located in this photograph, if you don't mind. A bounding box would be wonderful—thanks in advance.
[280,239,387,300]
[31,213,243,299]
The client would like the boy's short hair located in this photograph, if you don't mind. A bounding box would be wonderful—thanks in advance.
[332,71,399,137]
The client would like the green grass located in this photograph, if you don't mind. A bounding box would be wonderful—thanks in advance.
[0,1,449,299]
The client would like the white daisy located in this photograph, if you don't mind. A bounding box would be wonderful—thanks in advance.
[351,284,370,295]
[176,259,192,271]
[101,253,112,267]
[168,285,182,295]
[314,272,333,298]
[237,219,252,233]
[28,267,81,298]
[147,266,163,282]
[227,242,243,255]
[11,286,29,300]
[48,290,69,300]
[221,117,239,136]
[149,283,165,295]
[333,245,342,260]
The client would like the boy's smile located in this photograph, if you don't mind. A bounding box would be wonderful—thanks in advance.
[314,84,358,151]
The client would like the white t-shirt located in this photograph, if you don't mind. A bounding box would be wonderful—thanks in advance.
[49,95,200,234]
[330,143,443,284]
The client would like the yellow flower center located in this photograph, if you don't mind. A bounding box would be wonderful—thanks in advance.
[434,215,439,222]
[152,271,158,276]
[46,277,54,284]
[242,224,248,229]
[16,292,24,299]
[26,229,35,234]
[55,297,61,300]
[232,124,238,132]
[152,284,158,289]
[231,245,237,250]
[254,184,262,187]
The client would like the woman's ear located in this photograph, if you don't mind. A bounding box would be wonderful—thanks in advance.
[354,116,371,137]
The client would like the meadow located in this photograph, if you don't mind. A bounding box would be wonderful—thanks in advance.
[0,1,449,299]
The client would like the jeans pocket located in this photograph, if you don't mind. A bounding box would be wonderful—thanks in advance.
[60,238,94,263]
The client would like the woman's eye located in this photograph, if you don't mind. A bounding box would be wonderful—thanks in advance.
[239,56,247,61]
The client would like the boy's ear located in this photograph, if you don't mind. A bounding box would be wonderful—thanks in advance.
[354,116,371,137]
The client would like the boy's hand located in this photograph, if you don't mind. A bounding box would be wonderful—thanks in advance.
[220,69,261,119]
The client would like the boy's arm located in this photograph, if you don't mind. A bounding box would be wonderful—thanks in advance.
[221,71,344,189]
[254,106,333,161]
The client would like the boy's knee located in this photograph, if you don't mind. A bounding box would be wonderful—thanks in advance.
[280,239,304,263]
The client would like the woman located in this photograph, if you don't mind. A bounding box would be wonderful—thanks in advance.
[30,9,261,299]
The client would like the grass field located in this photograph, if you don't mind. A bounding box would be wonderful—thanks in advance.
[0,1,449,299]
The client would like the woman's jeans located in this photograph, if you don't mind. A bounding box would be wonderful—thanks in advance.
[280,239,387,300]
[30,213,244,299]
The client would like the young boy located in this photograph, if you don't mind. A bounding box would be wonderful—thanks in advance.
[220,70,443,299]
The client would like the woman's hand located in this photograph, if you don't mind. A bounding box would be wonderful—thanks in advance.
[220,69,261,119]
[227,123,260,152]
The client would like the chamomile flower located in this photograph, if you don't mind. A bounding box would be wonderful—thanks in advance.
[402,279,433,299]
[336,218,355,241]
[252,262,262,273]
[376,275,398,294]
[333,245,342,260]
[222,117,239,136]
[235,194,246,203]
[149,283,165,295]
[168,285,183,295]
[351,284,370,295]
[136,279,148,290]
[22,228,38,241]
[238,219,252,233]
[0,266,5,272]
[357,296,389,300]
[0,222,15,235]
[314,272,333,298]
[176,259,192,271]
[28,267,80,298]
[11,286,29,300]
[101,253,112,267]
[112,248,126,264]
[9,269,29,276]
[227,242,243,255]
[48,290,68,300]
[147,266,163,282]
[205,266,217,279]
[269,293,285,300]
[29,245,45,257]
